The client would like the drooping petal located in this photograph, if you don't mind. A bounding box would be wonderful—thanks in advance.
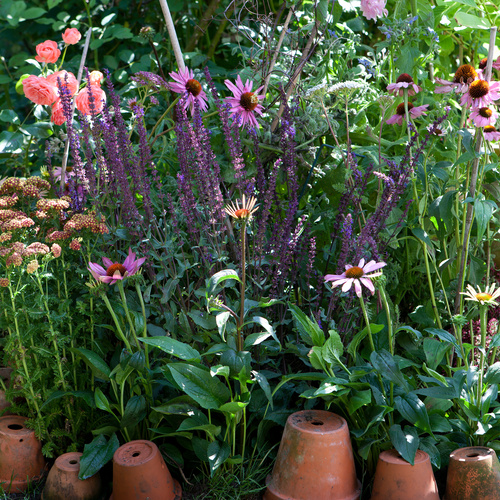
[328,278,350,289]
[342,279,354,293]
[360,277,375,295]
[353,279,362,297]
[88,262,106,281]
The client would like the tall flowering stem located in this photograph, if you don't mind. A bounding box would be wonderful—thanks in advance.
[238,219,247,352]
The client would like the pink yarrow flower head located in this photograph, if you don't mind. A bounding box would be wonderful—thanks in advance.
[360,0,388,21]
[484,126,500,142]
[168,67,208,115]
[434,64,478,94]
[62,28,81,45]
[88,248,146,285]
[386,102,429,126]
[387,74,421,96]
[470,107,498,127]
[460,79,500,108]
[325,258,386,298]
[224,75,265,128]
[35,40,61,64]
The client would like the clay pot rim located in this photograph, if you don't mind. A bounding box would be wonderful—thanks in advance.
[450,446,496,462]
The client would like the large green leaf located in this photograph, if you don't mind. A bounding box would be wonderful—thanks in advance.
[389,425,419,465]
[423,338,450,370]
[79,434,119,480]
[168,364,230,410]
[72,348,111,381]
[139,337,201,362]
[208,441,230,476]
[121,395,147,429]
[289,303,325,347]
[94,388,114,414]
[395,393,433,434]
[207,269,240,294]
[370,349,409,390]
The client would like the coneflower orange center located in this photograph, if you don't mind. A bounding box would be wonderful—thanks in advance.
[454,64,477,83]
[475,293,492,301]
[485,125,497,133]
[396,102,413,115]
[185,79,202,97]
[479,58,488,70]
[345,266,364,279]
[234,208,250,218]
[240,92,259,111]
[469,80,490,98]
[396,73,414,83]
[479,107,493,118]
[106,263,127,276]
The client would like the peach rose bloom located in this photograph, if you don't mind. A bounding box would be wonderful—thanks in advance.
[75,85,106,115]
[62,28,81,45]
[51,99,66,125]
[35,40,61,64]
[47,70,79,96]
[89,71,104,86]
[22,75,58,105]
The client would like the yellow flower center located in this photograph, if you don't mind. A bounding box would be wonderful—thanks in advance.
[484,126,497,133]
[469,80,490,99]
[240,92,259,111]
[185,79,202,97]
[234,208,250,218]
[454,64,477,83]
[345,266,364,279]
[475,293,492,301]
[106,263,127,276]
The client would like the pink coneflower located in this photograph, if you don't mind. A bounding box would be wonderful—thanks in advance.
[224,75,265,128]
[434,64,478,94]
[460,79,500,108]
[470,107,498,127]
[88,248,146,285]
[387,74,421,96]
[386,102,429,125]
[168,67,208,115]
[360,0,388,21]
[477,57,500,78]
[484,126,500,142]
[325,258,386,297]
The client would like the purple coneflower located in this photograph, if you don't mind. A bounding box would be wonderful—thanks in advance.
[224,75,265,128]
[484,125,500,142]
[168,67,208,114]
[325,258,386,298]
[387,74,421,96]
[386,102,429,125]
[460,79,500,108]
[470,107,498,127]
[88,248,146,285]
[434,64,477,94]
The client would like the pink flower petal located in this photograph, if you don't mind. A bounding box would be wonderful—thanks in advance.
[363,260,386,273]
[360,277,375,294]
[342,279,354,293]
[354,280,362,297]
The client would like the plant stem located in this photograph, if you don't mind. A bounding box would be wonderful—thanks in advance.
[359,296,375,352]
[238,220,247,351]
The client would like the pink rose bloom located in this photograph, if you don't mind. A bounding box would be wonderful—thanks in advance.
[360,0,388,21]
[22,75,58,105]
[51,99,66,125]
[47,70,79,96]
[89,71,104,86]
[35,40,61,64]
[62,28,81,45]
[75,84,106,115]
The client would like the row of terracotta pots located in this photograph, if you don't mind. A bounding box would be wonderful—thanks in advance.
[0,415,181,499]
[264,409,500,500]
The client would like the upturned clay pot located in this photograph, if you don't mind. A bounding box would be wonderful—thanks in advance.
[0,415,46,492]
[110,440,181,500]
[370,449,439,500]
[264,410,361,500]
[42,452,102,500]
[445,446,500,500]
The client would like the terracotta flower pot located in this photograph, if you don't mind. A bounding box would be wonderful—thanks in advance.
[264,410,361,500]
[370,449,439,500]
[445,446,500,500]
[42,452,103,500]
[110,440,181,500]
[0,415,46,492]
